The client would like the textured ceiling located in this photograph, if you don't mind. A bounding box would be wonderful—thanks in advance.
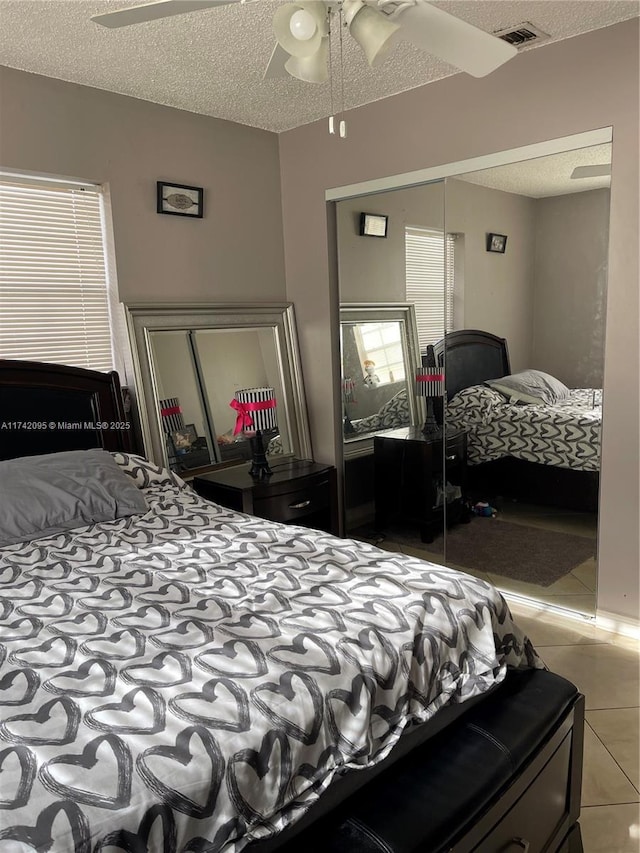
[0,1,638,132]
[458,144,612,198]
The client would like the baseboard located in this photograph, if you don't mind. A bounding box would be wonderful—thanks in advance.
[595,608,640,641]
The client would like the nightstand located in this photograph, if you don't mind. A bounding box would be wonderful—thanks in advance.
[374,427,468,543]
[193,459,339,535]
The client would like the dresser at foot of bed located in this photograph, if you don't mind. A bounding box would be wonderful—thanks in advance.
[251,669,584,853]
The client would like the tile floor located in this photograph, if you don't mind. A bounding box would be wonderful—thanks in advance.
[507,600,640,853]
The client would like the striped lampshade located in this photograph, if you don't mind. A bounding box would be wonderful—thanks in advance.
[415,367,445,398]
[231,387,277,435]
[159,397,185,433]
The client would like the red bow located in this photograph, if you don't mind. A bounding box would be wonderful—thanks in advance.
[230,398,275,435]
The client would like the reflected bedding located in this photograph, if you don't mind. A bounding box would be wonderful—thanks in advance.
[447,385,602,471]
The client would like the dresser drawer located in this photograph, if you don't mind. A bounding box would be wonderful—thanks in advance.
[254,478,330,523]
[429,432,466,473]
[473,731,572,852]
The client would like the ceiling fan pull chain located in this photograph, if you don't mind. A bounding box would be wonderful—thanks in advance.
[338,5,348,138]
[328,6,336,134]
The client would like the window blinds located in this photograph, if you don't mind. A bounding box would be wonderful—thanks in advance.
[0,179,115,372]
[405,227,455,351]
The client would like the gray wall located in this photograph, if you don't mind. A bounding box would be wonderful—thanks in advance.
[532,189,610,387]
[336,179,538,374]
[279,20,639,624]
[0,67,286,307]
[336,179,609,386]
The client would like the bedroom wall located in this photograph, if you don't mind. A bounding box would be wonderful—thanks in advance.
[335,180,537,374]
[0,67,286,308]
[444,180,537,373]
[532,189,610,388]
[279,20,639,625]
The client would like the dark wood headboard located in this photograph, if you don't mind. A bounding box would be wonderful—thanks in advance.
[432,330,511,400]
[0,359,132,461]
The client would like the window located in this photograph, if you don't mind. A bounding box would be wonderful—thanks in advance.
[405,227,456,350]
[353,322,406,385]
[0,176,117,372]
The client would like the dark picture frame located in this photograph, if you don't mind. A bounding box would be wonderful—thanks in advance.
[157,182,204,218]
[170,424,197,452]
[486,233,508,253]
[359,212,388,238]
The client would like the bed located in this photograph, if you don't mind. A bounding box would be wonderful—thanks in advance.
[433,330,601,513]
[0,358,585,852]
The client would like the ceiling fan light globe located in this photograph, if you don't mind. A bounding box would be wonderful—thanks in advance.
[284,39,329,83]
[273,2,326,57]
[348,5,401,67]
[289,9,317,41]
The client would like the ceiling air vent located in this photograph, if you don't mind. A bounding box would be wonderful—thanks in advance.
[493,22,550,48]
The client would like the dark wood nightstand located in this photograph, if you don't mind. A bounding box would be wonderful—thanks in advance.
[193,459,339,535]
[374,427,468,543]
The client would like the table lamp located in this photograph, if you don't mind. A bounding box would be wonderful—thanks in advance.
[415,366,444,437]
[230,387,277,478]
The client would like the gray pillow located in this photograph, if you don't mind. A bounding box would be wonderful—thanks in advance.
[485,370,570,406]
[0,449,148,547]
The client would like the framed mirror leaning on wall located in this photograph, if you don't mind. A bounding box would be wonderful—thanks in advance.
[125,304,312,475]
[340,303,422,459]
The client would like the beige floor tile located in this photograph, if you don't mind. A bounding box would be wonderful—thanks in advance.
[445,563,493,583]
[506,604,607,647]
[535,593,597,615]
[487,570,592,598]
[571,558,598,593]
[579,803,640,853]
[401,543,445,562]
[582,724,640,806]
[499,502,598,539]
[587,708,640,792]
[539,643,640,710]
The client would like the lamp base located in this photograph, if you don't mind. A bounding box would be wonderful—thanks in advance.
[421,397,442,439]
[248,431,272,479]
[422,418,443,439]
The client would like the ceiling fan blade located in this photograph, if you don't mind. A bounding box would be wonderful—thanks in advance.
[91,0,240,29]
[571,165,612,179]
[263,43,291,80]
[391,1,517,78]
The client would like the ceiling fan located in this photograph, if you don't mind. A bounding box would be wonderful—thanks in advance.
[91,0,518,83]
[570,165,612,179]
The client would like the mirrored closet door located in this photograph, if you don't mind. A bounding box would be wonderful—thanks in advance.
[334,137,610,618]
[440,143,610,616]
[335,179,448,563]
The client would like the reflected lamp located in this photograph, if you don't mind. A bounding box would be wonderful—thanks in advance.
[230,387,278,478]
[415,367,444,437]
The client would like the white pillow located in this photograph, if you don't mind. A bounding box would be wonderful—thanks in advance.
[486,370,570,405]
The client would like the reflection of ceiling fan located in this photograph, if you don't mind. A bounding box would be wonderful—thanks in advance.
[92,0,518,83]
[570,165,612,179]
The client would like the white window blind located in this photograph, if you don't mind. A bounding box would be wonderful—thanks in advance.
[0,179,115,372]
[405,227,455,350]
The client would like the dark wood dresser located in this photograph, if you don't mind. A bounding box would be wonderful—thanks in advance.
[193,459,338,535]
[374,426,468,543]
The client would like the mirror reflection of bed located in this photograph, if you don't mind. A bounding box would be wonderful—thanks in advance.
[337,141,609,618]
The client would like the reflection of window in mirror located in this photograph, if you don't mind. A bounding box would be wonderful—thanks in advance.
[354,322,406,386]
[405,228,461,348]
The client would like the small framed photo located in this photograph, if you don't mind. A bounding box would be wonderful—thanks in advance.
[486,233,507,253]
[157,182,204,218]
[359,212,388,238]
[171,424,197,452]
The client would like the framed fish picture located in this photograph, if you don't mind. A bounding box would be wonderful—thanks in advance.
[157,181,204,218]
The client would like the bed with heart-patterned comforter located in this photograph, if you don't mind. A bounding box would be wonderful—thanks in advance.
[0,454,541,852]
